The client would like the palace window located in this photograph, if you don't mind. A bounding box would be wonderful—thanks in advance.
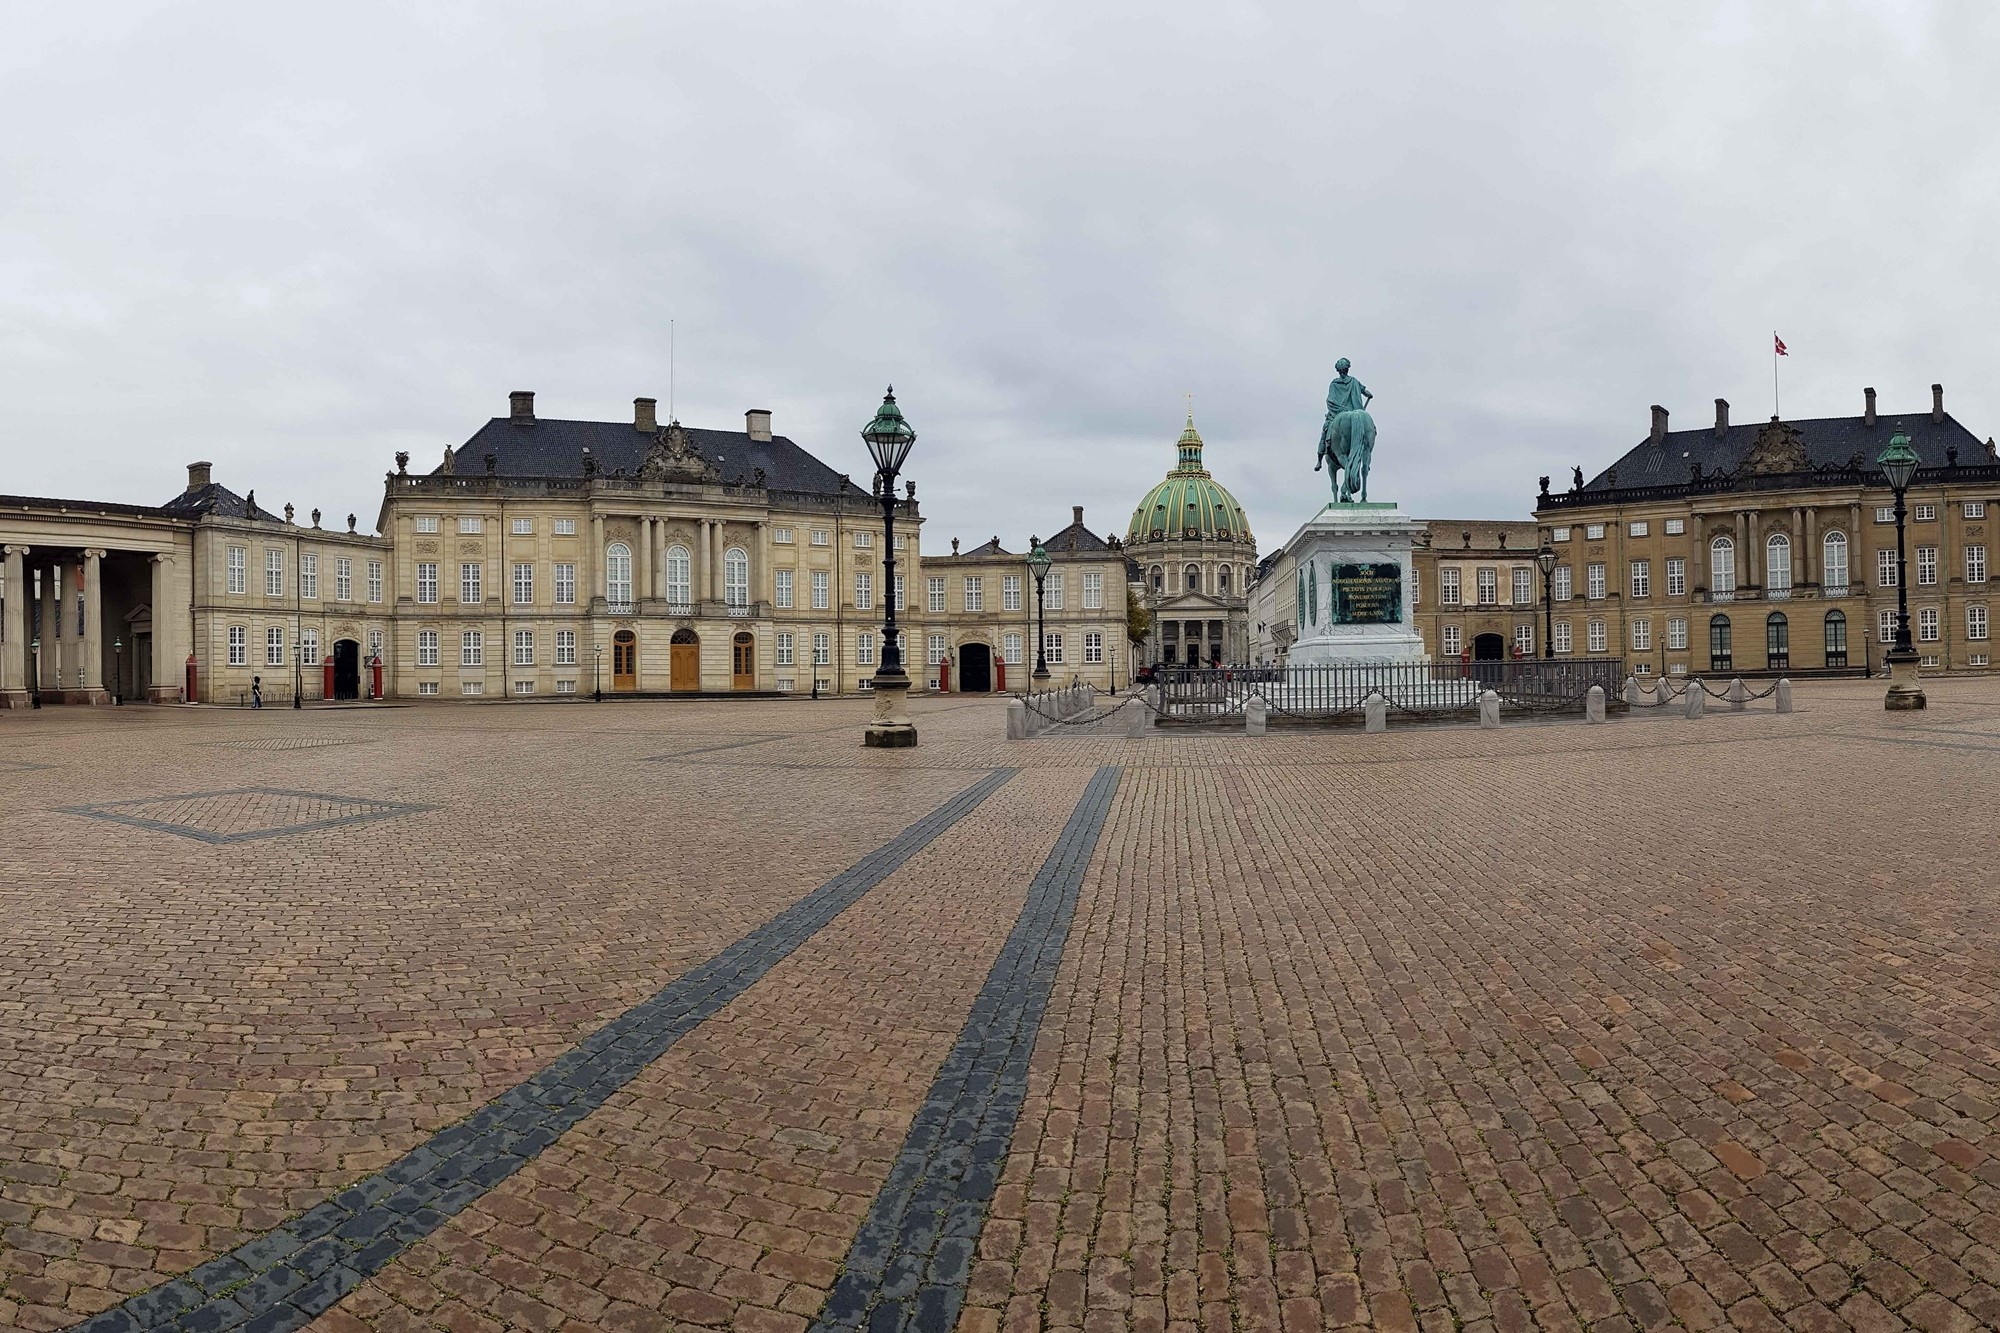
[514,680,535,695]
[1665,519,1685,535]
[1630,560,1650,598]
[1440,568,1461,606]
[725,547,749,608]
[854,530,873,549]
[1442,625,1462,656]
[415,516,440,534]
[1003,632,1022,665]
[462,630,483,666]
[1823,531,1849,590]
[1877,549,1899,587]
[1586,563,1606,600]
[554,562,576,605]
[418,681,439,695]
[895,574,905,608]
[460,562,482,604]
[1876,506,1895,524]
[1823,610,1847,667]
[1766,612,1790,669]
[370,628,383,659]
[1084,571,1104,609]
[1628,521,1648,537]
[605,544,631,607]
[1085,631,1105,663]
[1476,568,1498,605]
[811,570,830,610]
[1044,631,1065,664]
[857,632,875,666]
[855,573,874,612]
[1514,623,1534,656]
[1003,575,1022,611]
[1963,502,1986,519]
[811,529,830,546]
[962,576,982,611]
[368,561,383,603]
[335,557,352,602]
[1046,572,1065,610]
[1919,607,1940,642]
[775,569,794,608]
[1709,614,1732,671]
[556,630,576,665]
[1667,617,1687,650]
[1553,621,1573,653]
[266,626,285,666]
[1765,534,1791,595]
[1879,608,1897,643]
[299,628,319,665]
[462,680,484,695]
[773,527,794,544]
[459,516,483,534]
[1552,526,1570,542]
[554,518,576,535]
[1586,619,1607,653]
[1970,606,1990,641]
[514,629,534,665]
[1585,524,1605,540]
[927,633,946,666]
[1512,568,1532,605]
[512,518,533,535]
[1970,545,1988,583]
[1710,536,1735,595]
[227,546,246,595]
[1631,618,1651,652]
[417,630,439,666]
[266,549,284,596]
[513,562,533,604]
[928,577,946,612]
[813,632,831,666]
[1917,545,1938,586]
[300,554,318,600]
[1915,503,1936,522]
[227,625,246,665]
[1666,557,1686,597]
[666,546,691,607]
[776,632,794,666]
[1553,566,1571,601]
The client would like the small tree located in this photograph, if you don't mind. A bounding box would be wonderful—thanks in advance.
[1126,599,1154,653]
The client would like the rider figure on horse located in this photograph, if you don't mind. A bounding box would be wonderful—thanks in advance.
[1315,357,1377,503]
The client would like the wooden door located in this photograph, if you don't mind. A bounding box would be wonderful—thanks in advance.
[670,630,700,691]
[612,631,637,691]
[731,633,754,690]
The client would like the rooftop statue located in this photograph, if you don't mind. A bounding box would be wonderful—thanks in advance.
[1315,358,1377,502]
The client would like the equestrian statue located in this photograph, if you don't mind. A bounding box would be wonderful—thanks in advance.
[1315,357,1377,502]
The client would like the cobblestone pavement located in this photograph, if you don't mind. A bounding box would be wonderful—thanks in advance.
[4,680,2000,1332]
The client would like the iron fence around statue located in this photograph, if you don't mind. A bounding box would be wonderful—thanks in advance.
[1154,659,1625,721]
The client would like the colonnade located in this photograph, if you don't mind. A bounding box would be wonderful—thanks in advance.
[589,514,756,607]
[1,544,181,706]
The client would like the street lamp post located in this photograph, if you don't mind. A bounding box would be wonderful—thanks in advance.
[1535,543,1557,660]
[1028,539,1051,683]
[113,636,123,705]
[1878,434,1926,710]
[593,643,603,703]
[861,387,919,748]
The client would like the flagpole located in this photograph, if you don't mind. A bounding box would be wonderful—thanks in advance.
[1773,331,1780,419]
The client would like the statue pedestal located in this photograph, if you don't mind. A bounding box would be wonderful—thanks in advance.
[1281,502,1428,666]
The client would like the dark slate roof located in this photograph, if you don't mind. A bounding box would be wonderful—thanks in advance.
[952,538,1012,559]
[1,493,179,520]
[446,417,871,498]
[160,482,283,521]
[1582,412,1987,495]
[1041,519,1112,556]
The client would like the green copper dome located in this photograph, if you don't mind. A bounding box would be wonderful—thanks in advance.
[1127,414,1252,544]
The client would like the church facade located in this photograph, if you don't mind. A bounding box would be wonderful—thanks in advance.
[1125,415,1258,667]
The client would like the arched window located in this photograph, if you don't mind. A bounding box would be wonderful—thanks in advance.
[1824,609,1849,667]
[1710,535,1736,597]
[606,543,633,608]
[1709,613,1733,671]
[1823,530,1849,592]
[1766,611,1790,669]
[1151,565,1163,592]
[723,546,749,608]
[1185,564,1201,594]
[665,544,691,608]
[1766,533,1792,595]
[1218,566,1231,594]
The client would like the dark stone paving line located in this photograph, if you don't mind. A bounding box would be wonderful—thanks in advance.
[811,764,1123,1333]
[56,788,440,845]
[64,766,1021,1333]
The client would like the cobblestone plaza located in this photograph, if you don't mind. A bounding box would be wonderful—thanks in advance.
[5,685,2000,1333]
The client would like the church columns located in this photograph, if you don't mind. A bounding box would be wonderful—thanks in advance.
[1,545,27,707]
[1745,512,1761,587]
[695,520,711,604]
[82,549,106,700]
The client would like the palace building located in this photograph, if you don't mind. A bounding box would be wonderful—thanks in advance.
[1534,386,2000,675]
[1126,414,1258,666]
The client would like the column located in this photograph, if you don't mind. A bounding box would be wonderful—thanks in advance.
[1802,509,1817,585]
[1,545,26,706]
[40,563,59,695]
[151,553,180,702]
[696,520,712,605]
[653,520,666,602]
[710,521,724,602]
[83,549,105,700]
[592,515,607,600]
[1734,512,1748,589]
[1744,512,1761,587]
[637,517,653,601]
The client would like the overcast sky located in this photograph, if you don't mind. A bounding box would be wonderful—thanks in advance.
[5,2,1995,552]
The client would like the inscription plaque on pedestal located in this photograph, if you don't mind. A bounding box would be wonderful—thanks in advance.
[1330,561,1402,625]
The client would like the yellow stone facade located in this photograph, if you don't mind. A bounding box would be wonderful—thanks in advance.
[1410,520,1546,665]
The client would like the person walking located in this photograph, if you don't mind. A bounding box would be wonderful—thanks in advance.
[251,675,263,709]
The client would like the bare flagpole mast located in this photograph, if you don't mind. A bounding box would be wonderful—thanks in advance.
[1773,331,1780,419]
[669,319,675,422]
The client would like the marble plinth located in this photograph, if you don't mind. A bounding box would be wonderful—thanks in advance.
[1282,502,1429,666]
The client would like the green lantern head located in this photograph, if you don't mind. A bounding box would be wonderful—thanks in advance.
[1878,434,1919,493]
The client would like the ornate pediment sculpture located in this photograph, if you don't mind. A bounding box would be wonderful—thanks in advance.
[1741,417,1809,475]
[640,421,721,483]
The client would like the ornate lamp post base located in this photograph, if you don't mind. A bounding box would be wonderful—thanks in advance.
[1883,653,1927,710]
[863,672,918,747]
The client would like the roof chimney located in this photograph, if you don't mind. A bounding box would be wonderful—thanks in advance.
[634,397,657,431]
[745,408,773,442]
[1864,386,1877,426]
[186,461,212,493]
[1933,383,1945,424]
[1073,505,1084,527]
[1713,398,1729,437]
[1650,404,1669,445]
[509,390,535,424]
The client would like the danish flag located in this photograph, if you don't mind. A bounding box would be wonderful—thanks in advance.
[1774,333,1788,356]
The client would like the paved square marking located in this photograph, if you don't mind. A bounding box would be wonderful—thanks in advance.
[59,786,435,843]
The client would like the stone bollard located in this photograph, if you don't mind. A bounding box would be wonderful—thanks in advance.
[1727,677,1749,712]
[1586,684,1606,724]
[1478,688,1501,729]
[1245,696,1268,737]
[1364,691,1387,733]
[1129,686,1155,737]
[1006,698,1028,740]
[1775,678,1794,714]
[1624,676,1641,707]
[1685,679,1705,718]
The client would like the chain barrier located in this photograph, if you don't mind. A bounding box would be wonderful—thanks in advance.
[1695,678,1782,701]
[1625,678,1690,708]
[1018,695,1131,728]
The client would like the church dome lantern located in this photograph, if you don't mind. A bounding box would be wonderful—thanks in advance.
[1128,413,1253,546]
